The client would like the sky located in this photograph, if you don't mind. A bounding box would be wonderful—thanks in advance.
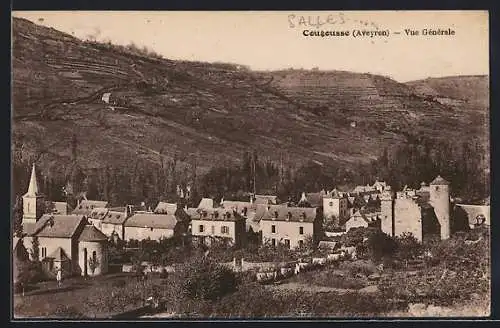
[12,11,489,82]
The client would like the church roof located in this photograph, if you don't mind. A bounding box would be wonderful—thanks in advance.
[47,247,70,262]
[23,164,43,197]
[78,225,108,242]
[430,175,450,185]
[33,214,86,238]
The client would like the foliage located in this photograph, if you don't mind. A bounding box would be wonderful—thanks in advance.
[395,232,423,261]
[379,229,490,306]
[30,237,40,262]
[366,231,398,262]
[291,268,367,289]
[180,257,238,301]
[13,196,24,237]
[17,260,45,287]
[339,260,378,277]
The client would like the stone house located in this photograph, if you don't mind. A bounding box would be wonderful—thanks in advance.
[345,211,370,232]
[381,175,450,242]
[298,191,326,208]
[260,206,322,249]
[323,189,349,227]
[154,202,177,214]
[89,206,133,240]
[190,209,246,248]
[72,199,108,216]
[123,213,182,241]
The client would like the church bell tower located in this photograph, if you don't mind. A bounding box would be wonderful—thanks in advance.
[22,163,45,224]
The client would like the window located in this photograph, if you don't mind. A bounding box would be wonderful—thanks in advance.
[435,186,440,191]
[329,202,333,207]
[284,239,290,249]
[41,247,47,258]
[221,226,229,234]
[150,227,154,231]
[271,238,276,247]
[199,225,204,233]
[271,225,276,233]
[298,240,304,248]
[27,203,30,213]
[299,226,304,235]
[211,225,215,234]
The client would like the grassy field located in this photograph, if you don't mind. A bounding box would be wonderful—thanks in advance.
[13,273,160,319]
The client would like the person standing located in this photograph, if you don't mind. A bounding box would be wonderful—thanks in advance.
[56,268,62,288]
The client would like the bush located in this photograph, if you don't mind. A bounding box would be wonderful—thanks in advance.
[339,260,377,277]
[180,257,238,301]
[395,232,422,261]
[367,231,398,262]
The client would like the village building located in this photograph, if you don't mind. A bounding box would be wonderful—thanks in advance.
[254,194,278,205]
[123,212,187,241]
[72,199,108,216]
[345,211,370,231]
[190,209,246,248]
[323,189,349,227]
[260,205,321,249]
[298,191,326,208]
[381,175,450,242]
[197,198,215,210]
[20,164,109,277]
[154,202,177,214]
[453,203,490,229]
[89,206,134,240]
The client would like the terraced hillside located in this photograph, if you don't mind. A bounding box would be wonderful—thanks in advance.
[12,17,489,181]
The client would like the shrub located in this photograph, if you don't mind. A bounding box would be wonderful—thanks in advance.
[339,260,377,277]
[180,257,238,301]
[395,232,423,261]
[367,231,398,262]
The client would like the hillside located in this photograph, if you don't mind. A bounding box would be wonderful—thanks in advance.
[406,76,489,110]
[12,17,489,183]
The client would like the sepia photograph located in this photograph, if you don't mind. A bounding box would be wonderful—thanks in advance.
[11,10,490,319]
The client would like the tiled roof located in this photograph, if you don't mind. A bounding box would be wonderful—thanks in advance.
[300,192,325,207]
[125,213,177,229]
[23,222,36,236]
[221,201,255,212]
[33,214,86,238]
[255,195,277,204]
[261,205,317,223]
[102,210,128,225]
[90,207,109,221]
[349,211,370,223]
[53,202,68,214]
[154,202,177,214]
[430,175,450,185]
[72,200,108,215]
[78,225,108,242]
[191,208,244,222]
[197,198,214,209]
[47,247,70,261]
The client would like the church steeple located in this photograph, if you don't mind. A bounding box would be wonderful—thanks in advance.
[24,163,40,197]
[22,163,45,224]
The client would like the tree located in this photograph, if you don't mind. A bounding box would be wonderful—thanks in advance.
[30,236,40,262]
[367,231,398,262]
[13,196,24,238]
[395,232,422,263]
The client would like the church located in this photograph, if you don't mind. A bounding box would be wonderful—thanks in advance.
[19,164,109,278]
